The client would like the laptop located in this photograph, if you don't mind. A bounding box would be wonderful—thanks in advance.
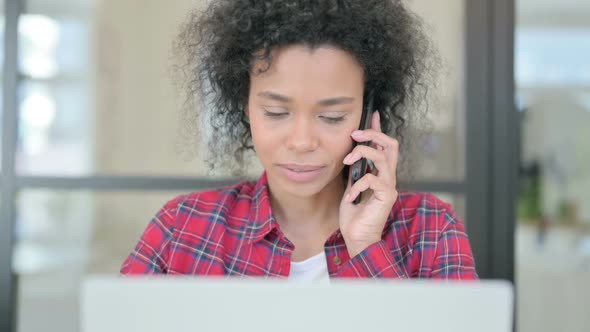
[81,276,513,332]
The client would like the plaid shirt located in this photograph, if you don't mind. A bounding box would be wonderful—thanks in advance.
[121,172,477,279]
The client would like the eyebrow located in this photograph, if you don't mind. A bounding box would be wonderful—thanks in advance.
[256,91,355,106]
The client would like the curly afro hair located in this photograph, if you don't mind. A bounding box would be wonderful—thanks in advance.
[173,0,438,178]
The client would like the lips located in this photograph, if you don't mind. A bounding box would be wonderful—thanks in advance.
[279,164,324,172]
[277,164,325,183]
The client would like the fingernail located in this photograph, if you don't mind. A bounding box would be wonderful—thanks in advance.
[343,153,352,164]
[351,130,363,137]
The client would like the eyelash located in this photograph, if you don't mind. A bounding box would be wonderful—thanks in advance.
[263,110,346,124]
[320,116,346,124]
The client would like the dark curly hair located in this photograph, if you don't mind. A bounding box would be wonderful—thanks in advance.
[173,0,438,179]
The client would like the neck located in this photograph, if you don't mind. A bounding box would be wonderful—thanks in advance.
[267,173,346,234]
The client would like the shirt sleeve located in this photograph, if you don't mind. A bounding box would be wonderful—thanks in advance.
[430,209,478,279]
[119,197,179,274]
[337,207,478,279]
[336,240,409,278]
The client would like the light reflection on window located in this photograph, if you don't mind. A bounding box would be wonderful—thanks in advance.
[19,86,56,155]
[19,15,60,79]
[17,13,92,175]
[516,28,590,86]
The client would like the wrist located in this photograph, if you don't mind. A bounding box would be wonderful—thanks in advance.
[343,237,381,258]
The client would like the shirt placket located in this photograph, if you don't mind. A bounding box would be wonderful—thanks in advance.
[264,229,295,278]
[325,233,350,277]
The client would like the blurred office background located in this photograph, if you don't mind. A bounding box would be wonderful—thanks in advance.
[0,0,587,331]
[515,1,590,331]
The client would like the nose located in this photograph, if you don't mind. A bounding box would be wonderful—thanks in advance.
[286,116,319,153]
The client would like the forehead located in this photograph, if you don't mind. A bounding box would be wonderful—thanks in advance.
[250,45,365,95]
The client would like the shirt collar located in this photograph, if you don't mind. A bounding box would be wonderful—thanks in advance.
[245,171,278,244]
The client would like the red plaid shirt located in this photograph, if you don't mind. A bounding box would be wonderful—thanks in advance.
[121,172,477,279]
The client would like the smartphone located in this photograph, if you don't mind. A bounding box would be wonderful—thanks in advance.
[350,90,375,204]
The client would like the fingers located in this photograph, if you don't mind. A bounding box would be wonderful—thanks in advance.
[343,144,396,183]
[350,128,399,154]
[342,111,399,204]
[345,173,398,204]
[343,144,386,167]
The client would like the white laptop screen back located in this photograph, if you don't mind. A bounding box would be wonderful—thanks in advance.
[82,277,513,332]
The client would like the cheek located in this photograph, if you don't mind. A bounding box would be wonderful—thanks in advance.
[249,115,266,140]
[249,121,279,157]
[323,133,354,158]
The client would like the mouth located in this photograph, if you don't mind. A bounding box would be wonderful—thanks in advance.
[276,164,326,182]
[278,164,325,172]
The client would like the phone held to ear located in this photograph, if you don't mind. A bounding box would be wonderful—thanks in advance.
[350,90,375,205]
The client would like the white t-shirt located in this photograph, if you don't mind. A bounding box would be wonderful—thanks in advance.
[288,251,330,282]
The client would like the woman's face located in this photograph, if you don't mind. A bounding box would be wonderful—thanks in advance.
[247,44,365,198]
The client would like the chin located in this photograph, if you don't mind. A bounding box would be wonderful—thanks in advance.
[268,166,340,197]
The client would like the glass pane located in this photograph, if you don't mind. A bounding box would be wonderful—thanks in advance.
[405,0,466,181]
[13,190,184,332]
[16,0,245,177]
[17,79,92,175]
[16,1,464,180]
[515,1,590,331]
[16,7,93,176]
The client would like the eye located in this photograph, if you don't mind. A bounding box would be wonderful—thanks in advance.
[320,116,346,124]
[263,109,288,119]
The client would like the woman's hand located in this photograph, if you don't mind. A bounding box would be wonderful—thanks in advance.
[339,111,400,258]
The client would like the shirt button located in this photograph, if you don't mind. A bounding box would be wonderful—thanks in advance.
[333,256,342,266]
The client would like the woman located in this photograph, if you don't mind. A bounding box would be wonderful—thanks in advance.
[121,0,477,279]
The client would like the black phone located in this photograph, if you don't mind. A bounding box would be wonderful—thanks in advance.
[350,90,375,204]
